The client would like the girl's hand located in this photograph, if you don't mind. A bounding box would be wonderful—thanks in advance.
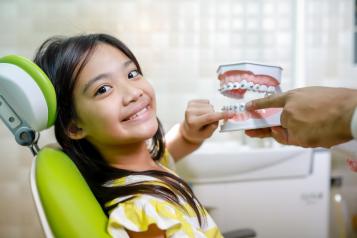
[180,99,234,145]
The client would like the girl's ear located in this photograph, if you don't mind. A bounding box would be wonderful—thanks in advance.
[67,121,86,140]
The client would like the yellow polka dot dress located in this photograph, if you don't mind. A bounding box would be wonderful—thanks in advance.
[105,151,223,238]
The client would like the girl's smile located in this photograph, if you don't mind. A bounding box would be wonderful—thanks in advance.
[120,94,152,123]
[70,43,158,149]
[122,105,151,122]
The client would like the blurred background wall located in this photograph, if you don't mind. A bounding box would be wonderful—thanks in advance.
[0,0,356,237]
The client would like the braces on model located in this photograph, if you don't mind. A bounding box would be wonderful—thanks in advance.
[217,63,283,132]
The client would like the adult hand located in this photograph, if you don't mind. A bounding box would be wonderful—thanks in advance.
[180,99,234,145]
[245,87,357,148]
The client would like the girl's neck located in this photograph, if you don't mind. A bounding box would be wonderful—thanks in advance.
[96,141,161,172]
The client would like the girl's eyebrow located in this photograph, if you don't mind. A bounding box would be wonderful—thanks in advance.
[123,60,134,67]
[82,73,110,94]
[82,60,134,94]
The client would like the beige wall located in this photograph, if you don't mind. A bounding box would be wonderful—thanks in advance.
[0,0,355,237]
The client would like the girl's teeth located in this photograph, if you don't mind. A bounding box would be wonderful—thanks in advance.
[128,107,148,120]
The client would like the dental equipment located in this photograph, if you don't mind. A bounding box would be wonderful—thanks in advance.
[217,62,283,132]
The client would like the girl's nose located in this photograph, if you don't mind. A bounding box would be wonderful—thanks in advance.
[122,83,143,106]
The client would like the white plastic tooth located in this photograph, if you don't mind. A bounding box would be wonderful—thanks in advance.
[240,80,248,89]
[233,105,238,112]
[259,85,268,92]
[221,84,228,92]
[239,103,245,112]
[233,82,240,89]
[253,84,260,91]
[227,82,234,89]
[221,84,226,90]
[247,81,254,90]
[267,86,275,93]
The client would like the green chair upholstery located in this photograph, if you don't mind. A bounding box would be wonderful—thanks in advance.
[35,147,111,238]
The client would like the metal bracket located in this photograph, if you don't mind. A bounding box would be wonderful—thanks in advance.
[0,95,40,155]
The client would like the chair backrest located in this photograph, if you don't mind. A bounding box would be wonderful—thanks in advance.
[0,55,111,238]
[34,147,111,238]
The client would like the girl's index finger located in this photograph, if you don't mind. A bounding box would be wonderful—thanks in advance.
[195,111,234,126]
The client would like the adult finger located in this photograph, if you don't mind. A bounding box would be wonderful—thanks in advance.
[280,111,288,128]
[245,128,272,138]
[271,126,288,144]
[245,93,287,110]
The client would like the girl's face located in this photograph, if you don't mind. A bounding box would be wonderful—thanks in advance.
[69,43,158,148]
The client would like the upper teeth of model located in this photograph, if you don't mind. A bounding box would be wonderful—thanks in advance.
[219,80,275,94]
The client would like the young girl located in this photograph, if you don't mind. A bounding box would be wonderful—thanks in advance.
[34,33,232,238]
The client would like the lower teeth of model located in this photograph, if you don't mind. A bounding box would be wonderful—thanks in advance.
[222,103,246,113]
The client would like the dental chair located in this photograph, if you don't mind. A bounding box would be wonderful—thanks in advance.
[0,55,110,238]
[0,55,255,238]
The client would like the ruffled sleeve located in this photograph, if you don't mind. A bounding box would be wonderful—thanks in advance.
[107,194,198,237]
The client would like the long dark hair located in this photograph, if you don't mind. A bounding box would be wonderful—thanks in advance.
[33,33,205,226]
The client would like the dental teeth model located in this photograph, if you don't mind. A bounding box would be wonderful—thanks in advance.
[217,62,283,132]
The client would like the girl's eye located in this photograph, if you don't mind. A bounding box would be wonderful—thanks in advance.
[94,85,112,96]
[128,70,140,79]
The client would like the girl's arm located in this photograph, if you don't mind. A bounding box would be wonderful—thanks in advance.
[166,99,233,162]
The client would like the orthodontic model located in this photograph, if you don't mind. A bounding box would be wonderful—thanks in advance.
[217,62,283,132]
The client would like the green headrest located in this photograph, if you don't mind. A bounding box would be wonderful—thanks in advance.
[0,55,57,128]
